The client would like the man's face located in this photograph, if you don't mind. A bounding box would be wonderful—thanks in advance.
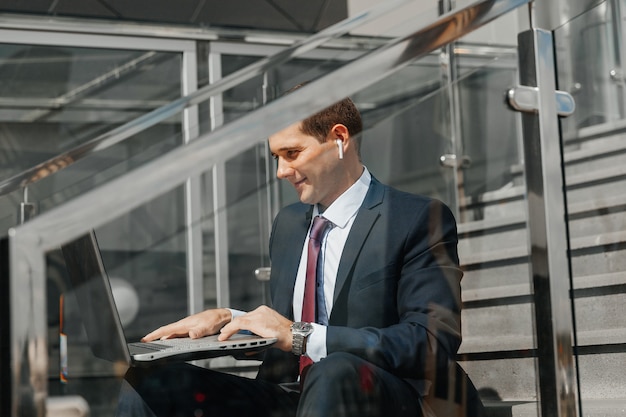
[269,122,344,209]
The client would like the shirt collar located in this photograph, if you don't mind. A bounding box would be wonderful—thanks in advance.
[313,167,371,229]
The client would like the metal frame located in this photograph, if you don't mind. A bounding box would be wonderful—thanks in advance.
[181,48,204,315]
[6,1,533,415]
[0,28,195,51]
[0,29,195,197]
[438,0,465,221]
[0,12,219,41]
[609,0,626,117]
[530,0,604,31]
[206,47,230,308]
[515,28,578,417]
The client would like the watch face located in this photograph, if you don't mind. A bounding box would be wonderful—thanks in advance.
[293,322,313,333]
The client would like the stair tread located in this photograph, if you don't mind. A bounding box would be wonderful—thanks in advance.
[459,327,626,354]
[483,399,626,417]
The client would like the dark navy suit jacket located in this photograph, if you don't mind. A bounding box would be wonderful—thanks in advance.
[257,177,482,415]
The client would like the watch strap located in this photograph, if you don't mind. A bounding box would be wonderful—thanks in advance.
[291,322,313,356]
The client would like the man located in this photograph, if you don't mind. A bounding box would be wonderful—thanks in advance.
[119,94,483,417]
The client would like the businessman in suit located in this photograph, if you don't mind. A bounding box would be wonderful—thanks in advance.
[119,95,483,417]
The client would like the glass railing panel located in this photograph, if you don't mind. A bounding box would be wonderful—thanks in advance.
[0,43,184,233]
[195,1,448,315]
[455,45,520,210]
[353,49,536,408]
[557,0,625,136]
[43,47,535,415]
[0,44,182,176]
[0,122,185,241]
[554,0,626,411]
[207,47,509,314]
[99,49,527,417]
[451,54,537,409]
[47,210,189,416]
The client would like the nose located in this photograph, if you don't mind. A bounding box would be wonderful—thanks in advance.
[276,157,293,179]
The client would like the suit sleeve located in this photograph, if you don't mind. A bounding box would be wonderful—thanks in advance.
[256,204,307,383]
[325,197,462,380]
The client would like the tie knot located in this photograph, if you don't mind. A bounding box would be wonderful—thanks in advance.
[310,216,331,242]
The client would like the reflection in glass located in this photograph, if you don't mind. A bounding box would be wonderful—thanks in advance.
[554,0,626,409]
[0,44,182,230]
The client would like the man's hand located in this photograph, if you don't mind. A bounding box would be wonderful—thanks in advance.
[219,306,294,352]
[141,308,232,341]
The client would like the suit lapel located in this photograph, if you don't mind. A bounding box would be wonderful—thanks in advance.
[272,205,312,318]
[333,178,385,304]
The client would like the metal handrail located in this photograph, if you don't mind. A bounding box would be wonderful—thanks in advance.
[0,0,414,197]
[8,1,531,416]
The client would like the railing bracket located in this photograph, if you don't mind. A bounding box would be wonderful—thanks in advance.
[507,85,575,117]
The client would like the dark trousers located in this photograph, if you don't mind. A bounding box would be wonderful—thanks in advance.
[117,352,421,417]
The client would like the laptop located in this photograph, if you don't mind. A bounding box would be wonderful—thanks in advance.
[61,230,276,366]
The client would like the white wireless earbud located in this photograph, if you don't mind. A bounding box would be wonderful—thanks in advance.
[336,139,344,160]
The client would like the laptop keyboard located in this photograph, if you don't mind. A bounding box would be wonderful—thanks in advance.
[128,342,172,354]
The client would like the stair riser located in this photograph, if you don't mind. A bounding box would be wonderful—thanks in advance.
[461,176,626,223]
[460,199,525,222]
[461,303,533,345]
[462,244,626,292]
[461,292,626,345]
[462,262,529,292]
[460,352,626,402]
[459,357,538,402]
[458,228,527,255]
[572,246,626,276]
[565,151,626,177]
[458,211,626,254]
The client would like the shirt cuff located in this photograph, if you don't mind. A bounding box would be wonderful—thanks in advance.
[305,323,327,362]
[226,308,246,321]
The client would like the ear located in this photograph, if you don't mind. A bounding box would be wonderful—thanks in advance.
[329,124,349,142]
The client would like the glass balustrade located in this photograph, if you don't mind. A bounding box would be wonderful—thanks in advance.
[0,44,185,232]
[45,47,534,416]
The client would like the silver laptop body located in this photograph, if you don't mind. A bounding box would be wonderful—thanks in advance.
[61,231,276,366]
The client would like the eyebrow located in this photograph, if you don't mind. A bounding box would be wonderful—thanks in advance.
[272,145,302,154]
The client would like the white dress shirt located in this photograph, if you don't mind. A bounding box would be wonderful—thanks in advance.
[293,167,371,362]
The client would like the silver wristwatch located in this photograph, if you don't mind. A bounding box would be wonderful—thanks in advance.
[291,322,314,356]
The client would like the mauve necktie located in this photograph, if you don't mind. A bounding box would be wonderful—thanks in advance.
[300,215,331,378]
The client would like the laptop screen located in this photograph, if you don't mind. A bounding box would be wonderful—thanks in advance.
[61,231,132,364]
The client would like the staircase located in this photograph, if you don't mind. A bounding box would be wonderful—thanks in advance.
[457,122,626,415]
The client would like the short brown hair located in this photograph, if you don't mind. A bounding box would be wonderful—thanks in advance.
[287,83,363,153]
